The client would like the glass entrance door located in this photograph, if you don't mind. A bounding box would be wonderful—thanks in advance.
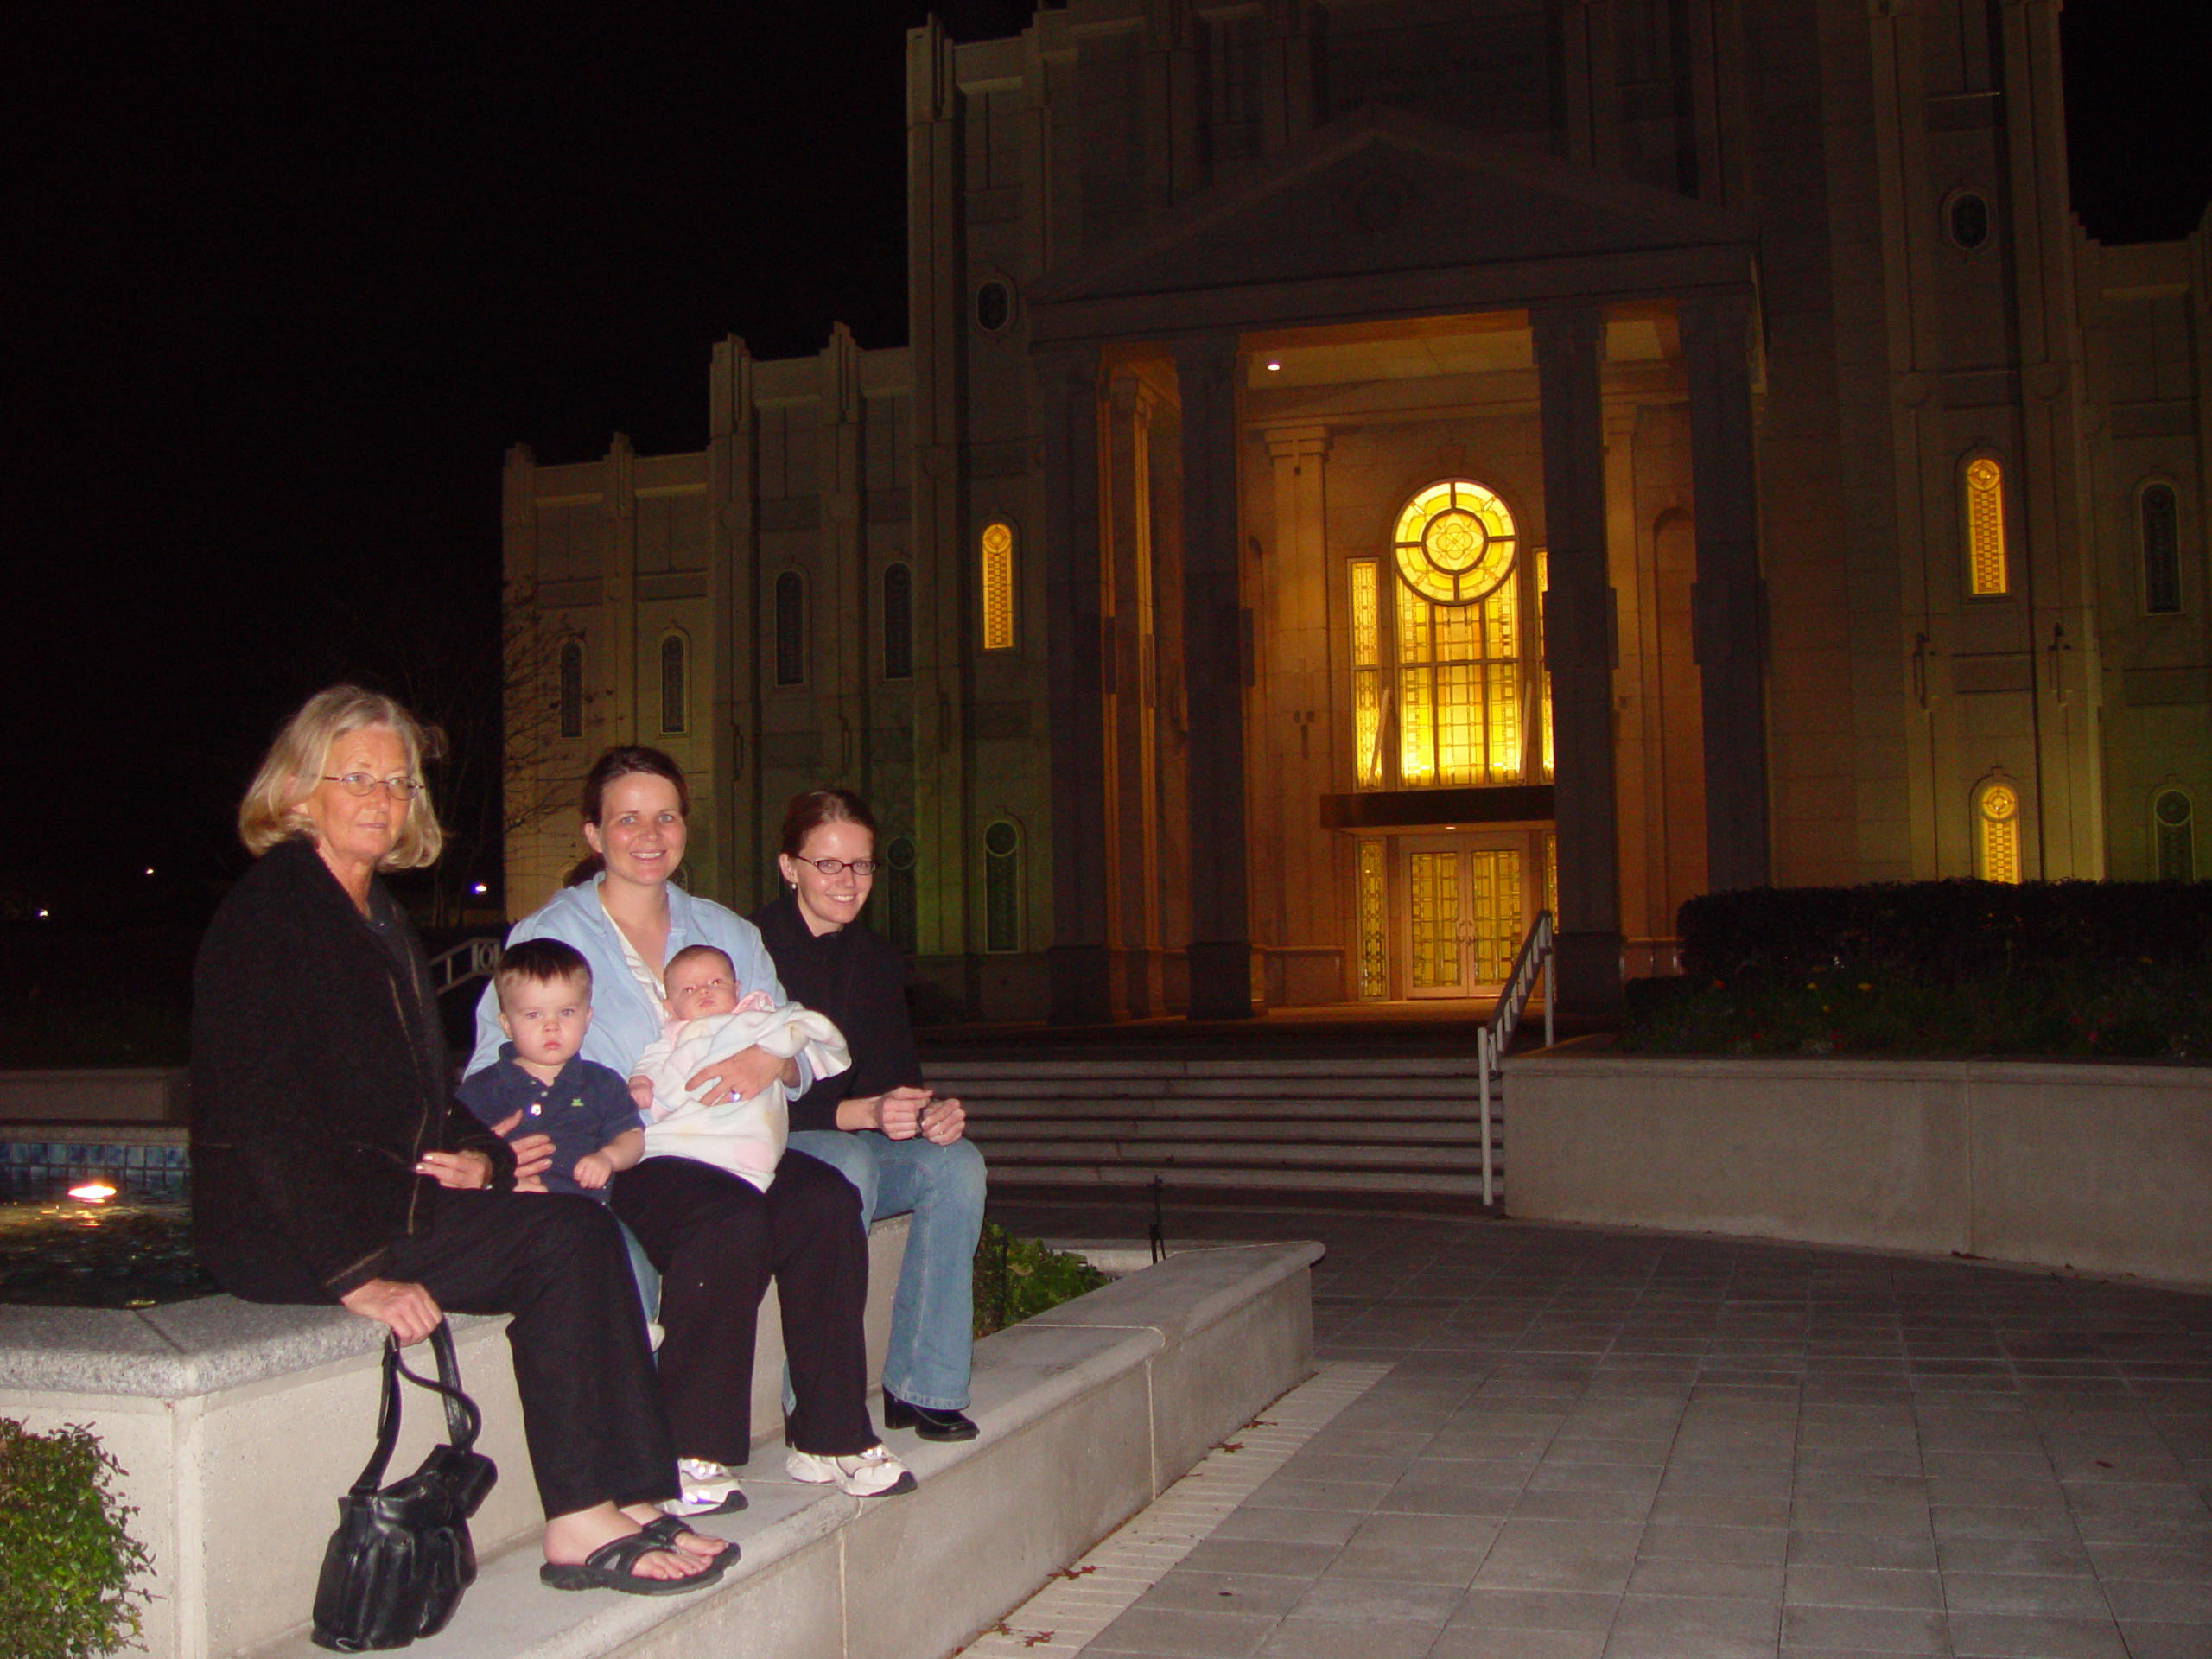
[1401,835,1524,999]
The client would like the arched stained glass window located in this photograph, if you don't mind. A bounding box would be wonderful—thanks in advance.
[1395,481,1527,788]
[2142,482,2182,615]
[983,819,1020,953]
[1965,457,2009,597]
[883,563,914,680]
[775,572,805,687]
[1350,560,1383,789]
[558,639,583,739]
[1978,779,2021,884]
[886,835,918,954]
[2155,789,2194,882]
[659,632,687,734]
[1393,480,1518,606]
[981,523,1015,652]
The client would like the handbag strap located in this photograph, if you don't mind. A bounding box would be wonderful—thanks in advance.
[345,1322,481,1497]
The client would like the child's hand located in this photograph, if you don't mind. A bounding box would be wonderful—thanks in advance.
[573,1152,612,1189]
[628,1077,656,1116]
[734,989,776,1014]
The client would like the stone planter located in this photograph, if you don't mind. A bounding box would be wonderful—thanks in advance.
[1507,1043,2212,1287]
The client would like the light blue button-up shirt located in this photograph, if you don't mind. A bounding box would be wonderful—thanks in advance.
[467,876,798,1085]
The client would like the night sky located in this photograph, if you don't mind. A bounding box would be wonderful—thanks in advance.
[4,2,2206,902]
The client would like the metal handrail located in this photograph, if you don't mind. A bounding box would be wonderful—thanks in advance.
[1477,909,1554,1209]
[429,935,502,995]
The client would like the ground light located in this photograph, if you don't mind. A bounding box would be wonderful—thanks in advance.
[69,1182,118,1204]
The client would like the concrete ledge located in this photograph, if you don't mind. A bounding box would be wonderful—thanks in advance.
[0,1215,912,1659]
[1508,1045,2212,1286]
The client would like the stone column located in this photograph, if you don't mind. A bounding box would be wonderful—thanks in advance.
[1533,307,1624,1014]
[1262,425,1333,1001]
[1681,289,1772,892]
[1172,334,1255,1019]
[1039,346,1116,1024]
[1105,373,1165,1017]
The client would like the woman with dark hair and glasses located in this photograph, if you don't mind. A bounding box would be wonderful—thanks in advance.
[472,747,913,1510]
[752,789,988,1442]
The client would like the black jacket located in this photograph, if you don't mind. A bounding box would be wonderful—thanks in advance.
[750,893,923,1134]
[189,836,513,1302]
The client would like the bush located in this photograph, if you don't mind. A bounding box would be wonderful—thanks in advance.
[972,1223,1109,1339]
[1637,880,2212,1058]
[0,1419,152,1659]
[1677,879,2212,982]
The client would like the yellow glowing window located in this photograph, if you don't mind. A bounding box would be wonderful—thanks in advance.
[1395,532,1521,787]
[1467,850,1522,983]
[981,522,1015,650]
[1965,458,2007,596]
[1351,561,1382,789]
[1978,780,2020,883]
[1394,480,1518,606]
[1355,840,1388,1000]
[1408,851,1462,989]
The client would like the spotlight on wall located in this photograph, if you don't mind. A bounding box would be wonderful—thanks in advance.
[69,1182,117,1204]
[1265,361,1281,372]
[472,883,489,895]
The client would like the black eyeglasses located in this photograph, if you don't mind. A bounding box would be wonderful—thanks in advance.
[321,773,425,799]
[792,855,878,876]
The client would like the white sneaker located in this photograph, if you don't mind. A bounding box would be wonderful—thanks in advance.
[784,1443,917,1498]
[664,1458,747,1516]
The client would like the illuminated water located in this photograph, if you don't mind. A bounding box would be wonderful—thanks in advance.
[0,1198,215,1308]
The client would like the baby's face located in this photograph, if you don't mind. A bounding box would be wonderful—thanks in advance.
[664,960,741,1022]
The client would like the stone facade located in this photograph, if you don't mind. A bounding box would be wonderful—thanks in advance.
[502,0,2209,1022]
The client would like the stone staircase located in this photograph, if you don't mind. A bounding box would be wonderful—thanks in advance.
[931,1052,1505,1205]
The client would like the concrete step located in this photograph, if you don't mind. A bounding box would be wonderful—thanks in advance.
[943,1084,1491,1109]
[976,1135,1498,1166]
[969,1117,1502,1145]
[928,1058,1486,1081]
[984,1161,1503,1197]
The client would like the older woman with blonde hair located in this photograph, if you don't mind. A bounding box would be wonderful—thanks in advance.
[191,685,728,1597]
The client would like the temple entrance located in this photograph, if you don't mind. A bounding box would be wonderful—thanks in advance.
[1351,826,1552,1001]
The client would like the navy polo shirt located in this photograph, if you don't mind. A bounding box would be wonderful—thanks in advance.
[455,1046,643,1201]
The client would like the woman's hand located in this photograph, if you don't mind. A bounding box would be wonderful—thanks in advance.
[486,1112,556,1192]
[687,1043,798,1104]
[340,1278,443,1345]
[416,1149,493,1190]
[876,1086,931,1141]
[919,1094,967,1146]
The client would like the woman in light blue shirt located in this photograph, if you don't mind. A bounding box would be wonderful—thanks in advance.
[476,747,913,1509]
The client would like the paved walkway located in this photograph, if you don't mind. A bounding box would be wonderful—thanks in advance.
[988,1199,2212,1659]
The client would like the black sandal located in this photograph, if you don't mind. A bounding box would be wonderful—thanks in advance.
[639,1516,737,1560]
[539,1531,731,1595]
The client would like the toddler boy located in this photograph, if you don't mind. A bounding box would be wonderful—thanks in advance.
[459,938,643,1198]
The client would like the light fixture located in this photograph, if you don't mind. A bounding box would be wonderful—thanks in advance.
[472,882,489,895]
[1266,360,1281,372]
[144,868,156,877]
[69,1182,117,1204]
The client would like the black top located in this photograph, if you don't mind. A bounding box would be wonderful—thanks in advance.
[456,1047,641,1201]
[189,836,514,1302]
[750,892,923,1134]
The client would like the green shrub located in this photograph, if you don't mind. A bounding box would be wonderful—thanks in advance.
[972,1223,1109,1339]
[0,1419,152,1659]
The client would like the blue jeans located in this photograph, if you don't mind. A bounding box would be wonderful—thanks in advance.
[785,1128,986,1411]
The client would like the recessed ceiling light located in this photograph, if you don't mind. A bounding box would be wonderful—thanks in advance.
[1265,361,1281,372]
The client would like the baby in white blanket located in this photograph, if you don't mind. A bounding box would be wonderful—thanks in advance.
[628,944,849,1192]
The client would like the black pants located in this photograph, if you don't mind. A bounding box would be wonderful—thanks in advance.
[381,1187,677,1519]
[610,1150,874,1465]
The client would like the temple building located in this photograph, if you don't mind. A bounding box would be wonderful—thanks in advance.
[500,0,2209,1023]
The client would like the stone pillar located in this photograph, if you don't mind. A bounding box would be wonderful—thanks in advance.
[1261,425,1333,1002]
[707,336,759,910]
[1681,290,1772,892]
[1172,334,1255,1019]
[1105,373,1165,1017]
[1039,346,1116,1025]
[1533,308,1624,1015]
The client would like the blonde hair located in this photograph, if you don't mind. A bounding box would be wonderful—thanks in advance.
[238,685,445,869]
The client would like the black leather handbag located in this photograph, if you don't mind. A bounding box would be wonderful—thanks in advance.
[311,1322,499,1651]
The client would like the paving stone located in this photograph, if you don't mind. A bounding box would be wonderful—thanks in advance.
[1447,1586,1621,1632]
[1086,1605,1278,1658]
[1784,1562,1946,1609]
[1137,1571,1316,1618]
[1945,1612,2131,1657]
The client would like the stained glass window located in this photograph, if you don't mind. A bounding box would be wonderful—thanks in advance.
[1395,531,1520,786]
[2142,483,2181,615]
[1351,561,1382,789]
[1408,851,1461,990]
[884,563,914,680]
[984,819,1020,951]
[558,639,583,739]
[1467,851,1523,984]
[981,522,1015,651]
[2155,790,2194,883]
[1966,458,2008,597]
[775,572,805,686]
[1356,839,1387,1000]
[1978,780,2020,883]
[659,633,687,734]
[1393,480,1517,606]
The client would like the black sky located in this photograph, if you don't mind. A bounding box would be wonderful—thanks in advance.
[3,1,2205,894]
